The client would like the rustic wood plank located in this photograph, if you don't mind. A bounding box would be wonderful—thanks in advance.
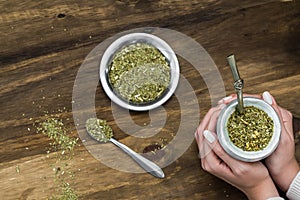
[1,0,299,199]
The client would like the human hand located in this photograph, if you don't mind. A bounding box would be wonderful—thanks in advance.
[195,103,279,200]
[217,91,300,192]
[262,91,300,192]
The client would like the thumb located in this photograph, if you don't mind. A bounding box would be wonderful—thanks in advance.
[262,91,277,106]
[203,130,242,168]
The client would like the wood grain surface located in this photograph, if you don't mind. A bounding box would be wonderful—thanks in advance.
[1,0,300,199]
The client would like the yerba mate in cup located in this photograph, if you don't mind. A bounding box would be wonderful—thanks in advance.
[217,97,281,162]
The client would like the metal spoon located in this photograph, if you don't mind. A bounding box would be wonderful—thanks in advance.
[85,118,165,178]
[227,54,244,113]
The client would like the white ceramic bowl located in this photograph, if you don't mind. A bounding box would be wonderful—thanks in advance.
[217,97,281,162]
[99,33,180,111]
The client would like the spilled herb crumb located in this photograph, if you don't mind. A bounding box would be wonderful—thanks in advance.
[36,117,79,199]
[57,182,78,200]
[48,182,78,200]
[15,165,20,173]
[37,118,78,152]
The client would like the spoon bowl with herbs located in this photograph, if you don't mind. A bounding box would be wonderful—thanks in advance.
[85,118,165,178]
[217,97,281,162]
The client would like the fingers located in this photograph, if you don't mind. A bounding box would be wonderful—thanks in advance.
[243,93,262,99]
[204,130,241,169]
[279,107,294,139]
[218,93,262,105]
[199,130,216,159]
[218,94,235,105]
[200,133,215,162]
[195,106,218,139]
[262,91,285,129]
[201,130,242,182]
[201,130,229,173]
[262,91,284,127]
[280,107,293,122]
[195,103,225,141]
[195,107,215,157]
[207,108,222,132]
[262,91,277,106]
[196,103,225,159]
[262,91,293,134]
[199,104,223,129]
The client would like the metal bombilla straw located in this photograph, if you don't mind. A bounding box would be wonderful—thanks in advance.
[227,54,244,113]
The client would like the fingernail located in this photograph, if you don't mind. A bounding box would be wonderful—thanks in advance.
[218,96,233,104]
[203,130,215,143]
[223,96,233,102]
[263,91,273,105]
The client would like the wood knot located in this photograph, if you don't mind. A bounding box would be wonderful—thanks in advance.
[57,13,66,18]
[142,144,164,161]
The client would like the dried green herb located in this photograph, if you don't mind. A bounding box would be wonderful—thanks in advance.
[108,43,171,104]
[57,182,78,200]
[86,118,113,143]
[227,106,274,151]
[37,118,78,152]
[16,165,20,173]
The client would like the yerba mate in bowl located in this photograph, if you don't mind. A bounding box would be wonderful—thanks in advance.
[100,33,180,111]
[109,43,171,104]
[217,97,281,162]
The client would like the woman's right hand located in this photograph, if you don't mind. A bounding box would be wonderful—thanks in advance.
[219,91,300,192]
[195,103,280,200]
[262,92,300,192]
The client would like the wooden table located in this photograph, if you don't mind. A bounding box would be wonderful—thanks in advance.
[1,1,299,199]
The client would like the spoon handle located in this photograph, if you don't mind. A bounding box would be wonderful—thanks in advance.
[110,138,165,178]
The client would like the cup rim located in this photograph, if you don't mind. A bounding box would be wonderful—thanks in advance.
[217,97,281,162]
[99,32,180,111]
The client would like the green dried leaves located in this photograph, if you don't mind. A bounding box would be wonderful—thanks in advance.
[108,43,171,104]
[86,118,113,143]
[58,182,78,200]
[37,118,78,152]
[227,106,274,151]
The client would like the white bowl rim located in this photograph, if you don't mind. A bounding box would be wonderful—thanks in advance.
[99,32,180,111]
[217,97,281,162]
